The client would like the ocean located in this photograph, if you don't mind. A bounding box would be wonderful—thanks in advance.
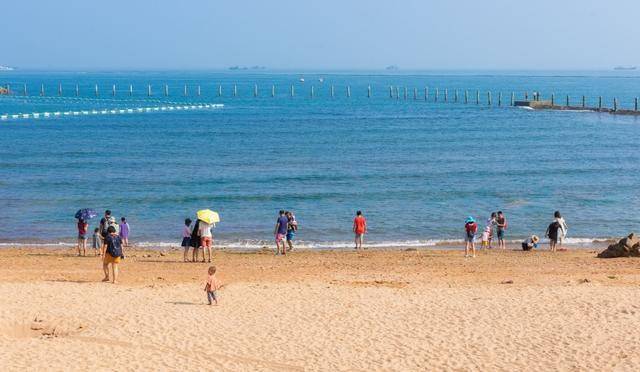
[1,70,640,248]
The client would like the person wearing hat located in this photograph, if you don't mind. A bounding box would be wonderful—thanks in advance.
[522,235,539,251]
[464,216,478,258]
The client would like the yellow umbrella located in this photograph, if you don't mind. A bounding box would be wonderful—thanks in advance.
[197,209,220,224]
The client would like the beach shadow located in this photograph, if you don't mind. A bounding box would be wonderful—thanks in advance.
[166,301,201,306]
[46,279,93,284]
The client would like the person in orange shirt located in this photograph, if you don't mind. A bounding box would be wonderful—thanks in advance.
[353,210,367,250]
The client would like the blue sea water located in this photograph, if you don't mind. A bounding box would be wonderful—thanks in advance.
[1,70,640,248]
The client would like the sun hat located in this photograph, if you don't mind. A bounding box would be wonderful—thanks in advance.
[465,216,475,224]
[532,235,540,243]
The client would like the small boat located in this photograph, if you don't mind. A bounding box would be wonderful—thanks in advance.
[318,78,324,83]
[614,66,637,71]
[299,77,305,83]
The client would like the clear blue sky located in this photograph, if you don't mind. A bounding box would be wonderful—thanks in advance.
[2,0,638,70]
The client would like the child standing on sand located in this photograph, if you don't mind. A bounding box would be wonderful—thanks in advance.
[204,266,222,305]
[464,216,478,258]
[119,217,130,247]
[481,226,491,250]
[92,228,102,256]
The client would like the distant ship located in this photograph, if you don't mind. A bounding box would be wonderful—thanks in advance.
[614,66,637,70]
[0,65,15,71]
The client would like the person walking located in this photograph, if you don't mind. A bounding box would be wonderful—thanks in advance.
[274,210,289,255]
[464,216,478,258]
[353,211,367,250]
[285,211,298,252]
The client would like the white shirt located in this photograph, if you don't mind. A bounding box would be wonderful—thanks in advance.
[198,222,213,237]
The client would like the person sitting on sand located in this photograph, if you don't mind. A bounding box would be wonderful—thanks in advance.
[101,225,124,284]
[464,216,478,258]
[76,218,88,256]
[521,235,539,251]
[546,220,562,253]
[204,266,222,306]
[353,210,367,250]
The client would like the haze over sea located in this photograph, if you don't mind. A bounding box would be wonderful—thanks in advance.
[1,70,640,248]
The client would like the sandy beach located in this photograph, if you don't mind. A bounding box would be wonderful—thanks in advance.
[1,245,639,371]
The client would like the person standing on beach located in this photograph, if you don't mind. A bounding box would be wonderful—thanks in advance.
[119,217,130,247]
[274,210,289,255]
[101,225,124,284]
[464,216,478,258]
[190,219,202,262]
[286,211,298,252]
[496,211,507,250]
[546,219,562,252]
[486,212,497,248]
[181,218,192,262]
[99,210,112,239]
[554,211,569,250]
[353,211,367,250]
[76,218,88,256]
[198,220,214,263]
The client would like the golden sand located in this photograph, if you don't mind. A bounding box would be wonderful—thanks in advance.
[1,246,639,371]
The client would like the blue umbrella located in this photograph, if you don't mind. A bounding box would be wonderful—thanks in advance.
[75,208,97,221]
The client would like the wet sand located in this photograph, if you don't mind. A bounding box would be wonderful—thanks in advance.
[1,245,639,371]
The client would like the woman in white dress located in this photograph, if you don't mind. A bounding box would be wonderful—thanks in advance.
[554,211,569,249]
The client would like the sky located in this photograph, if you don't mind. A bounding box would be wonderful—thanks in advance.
[1,0,639,70]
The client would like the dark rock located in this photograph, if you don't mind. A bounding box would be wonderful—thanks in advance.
[597,233,640,258]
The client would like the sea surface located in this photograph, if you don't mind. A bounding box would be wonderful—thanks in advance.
[1,70,640,248]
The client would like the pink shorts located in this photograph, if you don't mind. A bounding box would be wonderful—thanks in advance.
[200,236,212,248]
[275,233,285,243]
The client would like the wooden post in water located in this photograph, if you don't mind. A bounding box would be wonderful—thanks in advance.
[613,98,618,112]
[24,84,28,96]
[551,93,555,106]
[414,88,418,100]
[464,90,468,104]
[347,85,351,98]
[184,84,188,96]
[331,85,335,98]
[368,85,371,98]
[582,95,586,107]
[444,89,448,102]
[164,84,169,96]
[112,84,116,96]
[434,88,439,102]
[476,90,480,104]
[40,84,45,96]
[57,83,62,96]
[598,96,602,110]
[511,92,515,106]
[290,85,294,97]
[272,85,275,97]
[254,84,258,97]
[454,89,458,103]
[487,91,492,106]
[635,97,638,111]
[424,87,428,101]
[389,86,393,98]
[310,86,314,98]
[524,92,528,100]
[129,84,133,96]
[148,84,152,96]
[498,92,502,106]
[95,84,99,97]
[403,87,407,100]
[197,85,201,96]
[396,87,400,100]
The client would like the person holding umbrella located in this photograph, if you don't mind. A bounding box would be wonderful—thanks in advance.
[75,208,97,257]
[197,209,220,263]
